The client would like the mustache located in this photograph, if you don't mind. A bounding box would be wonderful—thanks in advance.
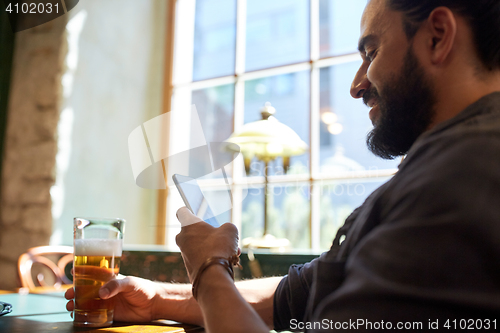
[363,88,380,106]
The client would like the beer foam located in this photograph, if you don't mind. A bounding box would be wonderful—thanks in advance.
[74,239,123,256]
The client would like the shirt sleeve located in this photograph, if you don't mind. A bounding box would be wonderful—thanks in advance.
[273,258,318,331]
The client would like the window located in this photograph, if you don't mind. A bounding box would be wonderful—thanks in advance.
[167,0,398,251]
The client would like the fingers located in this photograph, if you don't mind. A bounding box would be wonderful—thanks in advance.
[64,287,74,300]
[100,277,133,299]
[219,222,240,249]
[176,220,239,247]
[66,277,130,313]
[219,221,239,236]
[66,299,74,311]
[176,207,203,227]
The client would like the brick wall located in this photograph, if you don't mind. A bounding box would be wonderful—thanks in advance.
[0,15,67,290]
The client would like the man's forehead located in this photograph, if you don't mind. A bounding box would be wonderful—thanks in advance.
[361,0,388,35]
[359,0,402,50]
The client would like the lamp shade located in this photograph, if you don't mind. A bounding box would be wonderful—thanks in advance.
[225,116,307,161]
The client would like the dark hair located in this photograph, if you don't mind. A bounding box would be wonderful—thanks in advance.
[387,0,500,71]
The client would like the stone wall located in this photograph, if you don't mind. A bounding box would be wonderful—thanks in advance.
[0,15,67,290]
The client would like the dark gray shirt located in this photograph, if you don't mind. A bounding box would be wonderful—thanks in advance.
[274,92,500,331]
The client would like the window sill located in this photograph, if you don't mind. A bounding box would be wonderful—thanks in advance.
[120,246,320,282]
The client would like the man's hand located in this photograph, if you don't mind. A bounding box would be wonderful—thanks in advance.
[175,207,240,283]
[175,207,269,333]
[66,276,164,322]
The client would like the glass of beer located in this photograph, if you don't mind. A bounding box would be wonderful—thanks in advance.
[73,217,125,328]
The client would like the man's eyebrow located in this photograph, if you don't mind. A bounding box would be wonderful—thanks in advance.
[358,34,378,53]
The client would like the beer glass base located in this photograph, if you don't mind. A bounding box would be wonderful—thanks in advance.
[73,309,114,328]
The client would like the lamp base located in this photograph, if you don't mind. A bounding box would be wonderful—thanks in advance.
[242,234,290,251]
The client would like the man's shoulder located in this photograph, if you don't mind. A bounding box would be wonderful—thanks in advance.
[382,121,500,214]
[402,111,500,177]
[407,92,500,164]
[397,131,500,195]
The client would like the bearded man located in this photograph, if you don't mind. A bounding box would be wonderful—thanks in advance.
[66,1,500,331]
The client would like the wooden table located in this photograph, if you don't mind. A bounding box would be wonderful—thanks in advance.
[0,291,204,332]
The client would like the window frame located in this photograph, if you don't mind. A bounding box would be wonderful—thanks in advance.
[163,0,397,250]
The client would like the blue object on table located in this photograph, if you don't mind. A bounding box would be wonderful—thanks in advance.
[0,293,68,317]
[0,301,12,316]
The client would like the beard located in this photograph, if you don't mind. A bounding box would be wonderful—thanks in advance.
[365,46,436,159]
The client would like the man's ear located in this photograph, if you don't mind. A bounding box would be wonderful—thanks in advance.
[426,6,457,65]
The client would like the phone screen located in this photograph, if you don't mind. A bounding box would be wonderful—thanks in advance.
[172,174,220,227]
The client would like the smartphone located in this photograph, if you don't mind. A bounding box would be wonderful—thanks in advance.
[172,174,220,227]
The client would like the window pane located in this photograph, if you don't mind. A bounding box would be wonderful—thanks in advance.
[319,62,400,172]
[193,0,236,81]
[191,84,234,178]
[246,0,309,72]
[244,71,310,176]
[241,184,311,250]
[318,178,389,249]
[319,0,366,58]
[268,183,310,249]
[241,187,265,239]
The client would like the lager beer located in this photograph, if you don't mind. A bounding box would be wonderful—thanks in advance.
[73,238,122,327]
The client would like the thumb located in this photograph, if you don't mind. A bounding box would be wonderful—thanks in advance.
[99,276,129,299]
[176,207,203,227]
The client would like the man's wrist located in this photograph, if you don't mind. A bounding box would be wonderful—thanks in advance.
[152,282,203,325]
[196,264,236,303]
[192,257,235,300]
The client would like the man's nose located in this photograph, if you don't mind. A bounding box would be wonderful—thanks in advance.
[350,67,371,99]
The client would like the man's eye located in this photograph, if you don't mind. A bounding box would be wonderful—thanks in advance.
[366,50,377,62]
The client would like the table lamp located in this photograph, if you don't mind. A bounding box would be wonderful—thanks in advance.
[225,102,308,248]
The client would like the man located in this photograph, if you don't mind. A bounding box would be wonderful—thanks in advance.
[66,0,500,331]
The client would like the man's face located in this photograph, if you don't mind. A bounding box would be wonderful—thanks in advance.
[351,0,436,159]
